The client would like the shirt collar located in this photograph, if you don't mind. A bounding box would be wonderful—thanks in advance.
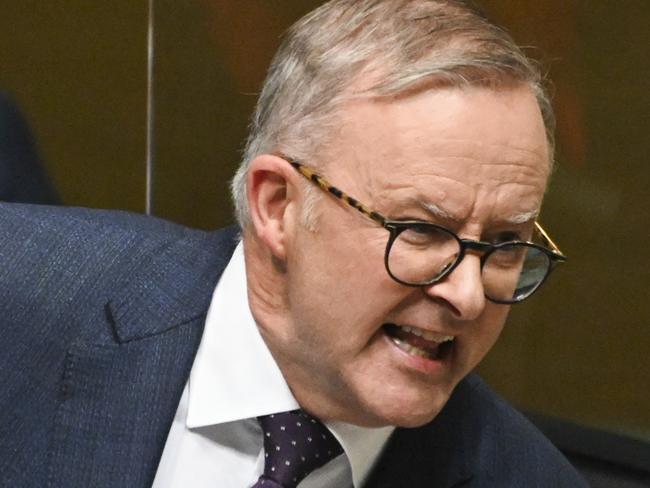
[327,420,393,487]
[187,242,298,426]
[186,241,394,486]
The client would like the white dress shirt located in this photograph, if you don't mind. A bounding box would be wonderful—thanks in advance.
[152,242,393,488]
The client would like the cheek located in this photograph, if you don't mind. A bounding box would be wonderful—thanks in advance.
[470,305,509,364]
[292,221,390,293]
[287,230,406,344]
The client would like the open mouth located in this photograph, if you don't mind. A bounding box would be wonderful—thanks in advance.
[383,323,455,361]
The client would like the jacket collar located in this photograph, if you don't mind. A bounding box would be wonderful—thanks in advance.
[105,226,240,343]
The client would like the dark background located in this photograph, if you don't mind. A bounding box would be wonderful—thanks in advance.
[1,1,648,441]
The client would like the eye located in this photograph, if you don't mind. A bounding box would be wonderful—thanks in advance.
[400,224,439,243]
[396,223,455,250]
[489,244,528,266]
[488,230,525,244]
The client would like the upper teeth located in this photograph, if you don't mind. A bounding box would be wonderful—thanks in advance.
[401,325,454,343]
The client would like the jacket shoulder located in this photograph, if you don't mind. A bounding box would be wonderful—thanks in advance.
[0,201,203,238]
[365,374,588,488]
[458,374,589,487]
[0,202,238,344]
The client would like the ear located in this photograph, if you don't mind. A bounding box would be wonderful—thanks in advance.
[246,154,299,259]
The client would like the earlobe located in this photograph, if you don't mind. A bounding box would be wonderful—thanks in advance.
[247,155,297,259]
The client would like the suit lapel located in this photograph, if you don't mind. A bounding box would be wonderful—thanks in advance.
[47,320,205,487]
[47,227,239,488]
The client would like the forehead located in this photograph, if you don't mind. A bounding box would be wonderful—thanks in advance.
[326,85,551,224]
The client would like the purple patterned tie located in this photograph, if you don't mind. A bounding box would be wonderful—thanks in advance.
[252,410,344,488]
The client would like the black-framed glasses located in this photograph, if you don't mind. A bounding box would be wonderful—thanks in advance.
[286,158,567,304]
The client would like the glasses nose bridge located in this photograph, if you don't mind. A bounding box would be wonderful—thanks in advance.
[436,238,491,286]
[459,238,494,263]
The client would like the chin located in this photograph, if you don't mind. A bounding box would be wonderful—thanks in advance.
[384,402,446,428]
[359,388,451,428]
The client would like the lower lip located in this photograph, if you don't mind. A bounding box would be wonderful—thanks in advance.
[382,330,454,376]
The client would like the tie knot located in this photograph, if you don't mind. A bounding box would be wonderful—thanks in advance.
[255,410,343,488]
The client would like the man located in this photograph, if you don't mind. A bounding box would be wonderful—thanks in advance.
[0,1,586,487]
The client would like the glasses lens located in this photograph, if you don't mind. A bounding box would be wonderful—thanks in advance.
[483,244,551,302]
[387,224,460,285]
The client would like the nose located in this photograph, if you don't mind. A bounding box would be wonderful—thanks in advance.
[422,253,487,320]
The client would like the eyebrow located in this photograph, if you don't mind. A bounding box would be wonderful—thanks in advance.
[420,201,459,222]
[420,202,539,225]
[504,209,539,225]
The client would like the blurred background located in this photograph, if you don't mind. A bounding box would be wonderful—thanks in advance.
[1,0,648,445]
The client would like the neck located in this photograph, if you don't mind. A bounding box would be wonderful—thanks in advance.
[243,233,293,342]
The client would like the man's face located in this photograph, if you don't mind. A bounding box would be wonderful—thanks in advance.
[271,85,550,427]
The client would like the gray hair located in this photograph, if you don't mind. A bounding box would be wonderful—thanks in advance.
[231,0,555,229]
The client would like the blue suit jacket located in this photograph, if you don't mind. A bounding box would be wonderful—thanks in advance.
[0,203,587,487]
